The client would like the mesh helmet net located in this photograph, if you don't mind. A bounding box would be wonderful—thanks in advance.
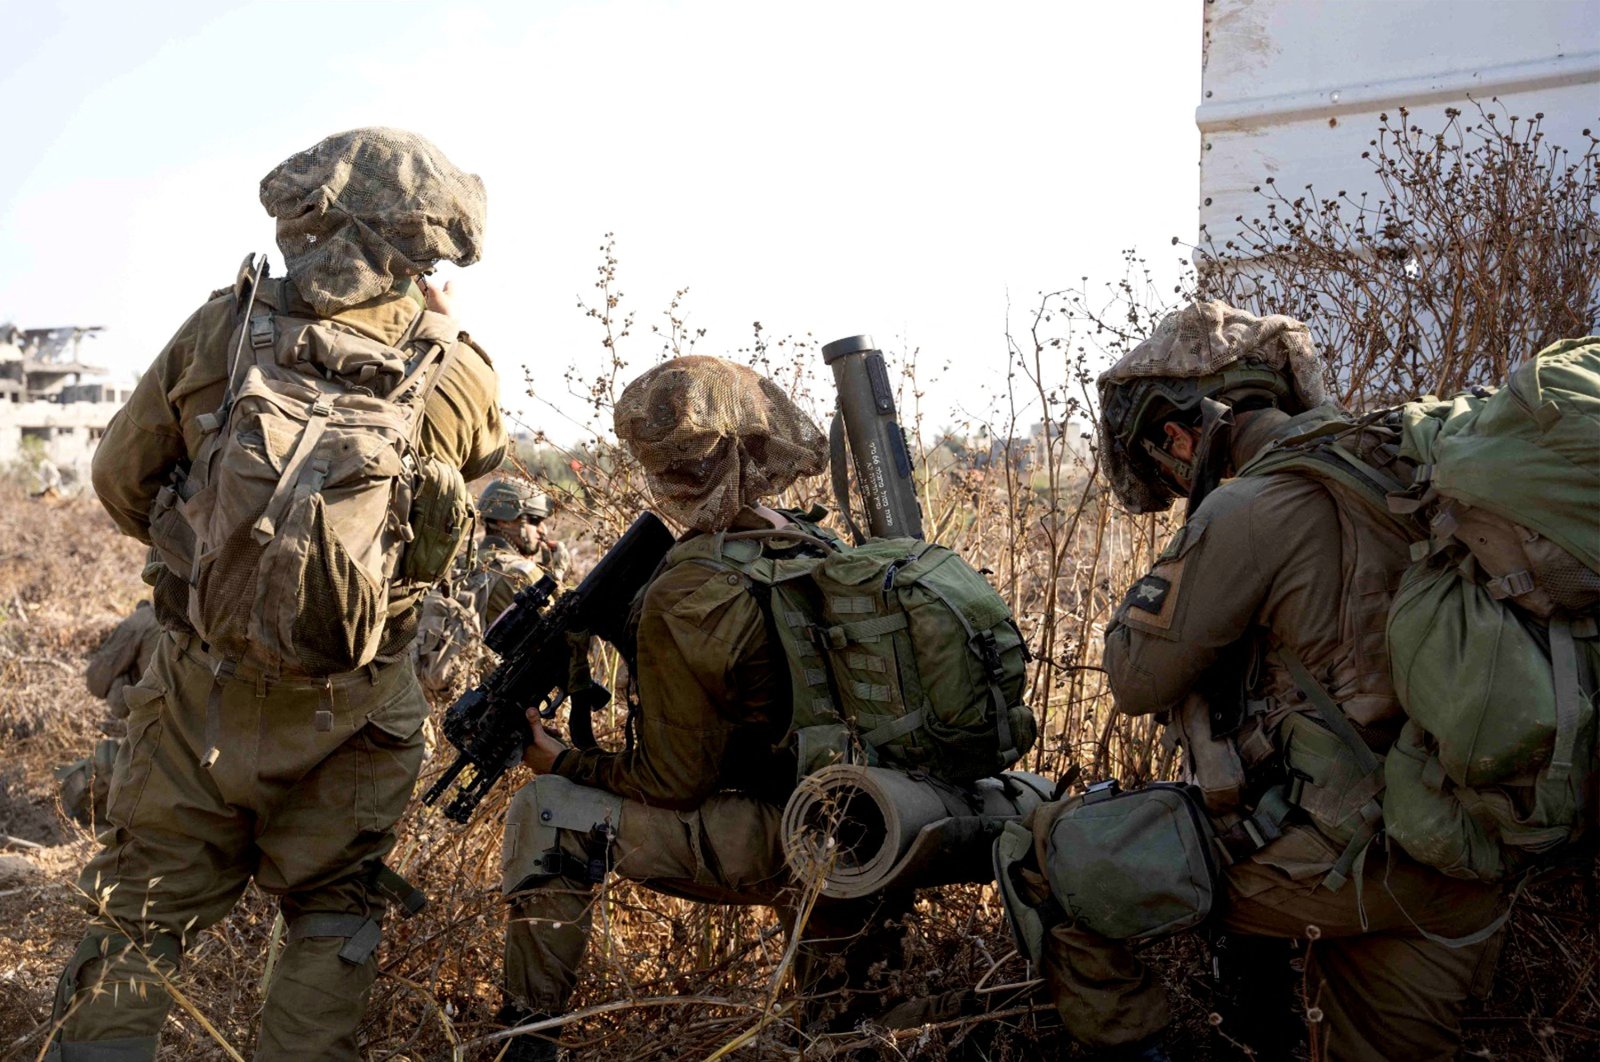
[1096,299,1329,513]
[259,128,487,316]
[615,356,827,531]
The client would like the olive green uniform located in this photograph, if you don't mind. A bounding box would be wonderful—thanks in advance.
[1036,411,1504,1061]
[54,280,506,1060]
[476,533,551,625]
[503,510,907,1030]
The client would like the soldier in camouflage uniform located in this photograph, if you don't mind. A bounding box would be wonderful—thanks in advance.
[474,478,570,621]
[413,479,569,697]
[48,129,507,1062]
[1002,302,1505,1062]
[499,357,910,1061]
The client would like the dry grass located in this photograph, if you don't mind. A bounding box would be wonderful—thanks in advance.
[0,109,1594,1060]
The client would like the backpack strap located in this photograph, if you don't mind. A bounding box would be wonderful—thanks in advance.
[1274,644,1386,892]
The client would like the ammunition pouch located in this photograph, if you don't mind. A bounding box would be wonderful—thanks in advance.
[502,775,624,895]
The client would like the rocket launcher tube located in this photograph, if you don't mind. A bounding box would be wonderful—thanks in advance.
[822,335,924,542]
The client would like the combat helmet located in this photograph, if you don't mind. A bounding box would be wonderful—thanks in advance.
[478,479,552,523]
[1097,300,1328,514]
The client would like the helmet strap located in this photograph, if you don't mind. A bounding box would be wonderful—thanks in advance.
[1140,436,1194,485]
[1185,396,1236,516]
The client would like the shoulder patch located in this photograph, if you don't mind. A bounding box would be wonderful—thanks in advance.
[1123,574,1171,614]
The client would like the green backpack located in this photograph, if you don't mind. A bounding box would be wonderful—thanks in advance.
[1240,337,1600,883]
[662,512,1036,785]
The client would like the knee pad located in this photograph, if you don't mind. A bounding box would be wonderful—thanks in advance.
[503,775,624,895]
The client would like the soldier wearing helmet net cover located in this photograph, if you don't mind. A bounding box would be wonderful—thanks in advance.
[995,301,1506,1062]
[48,128,507,1061]
[497,356,912,1060]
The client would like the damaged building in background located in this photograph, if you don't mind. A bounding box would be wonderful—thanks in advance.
[0,323,133,486]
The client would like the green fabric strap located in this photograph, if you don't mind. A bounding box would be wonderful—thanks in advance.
[1384,856,1529,950]
[861,708,925,749]
[1547,616,1580,780]
[1276,645,1382,775]
[287,913,382,965]
[825,612,909,646]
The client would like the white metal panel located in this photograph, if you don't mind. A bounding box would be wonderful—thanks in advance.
[1197,0,1600,251]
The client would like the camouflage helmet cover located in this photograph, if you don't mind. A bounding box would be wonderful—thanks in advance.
[1097,299,1328,513]
[614,355,827,532]
[259,127,487,317]
[478,478,552,522]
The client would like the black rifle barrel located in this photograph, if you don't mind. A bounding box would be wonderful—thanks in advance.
[822,335,924,541]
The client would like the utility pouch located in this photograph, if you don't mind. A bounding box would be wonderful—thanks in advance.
[1040,780,1220,941]
[403,455,473,585]
[147,471,198,583]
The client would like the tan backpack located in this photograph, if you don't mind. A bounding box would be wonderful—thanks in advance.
[165,260,468,678]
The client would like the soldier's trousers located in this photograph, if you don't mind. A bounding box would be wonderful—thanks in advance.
[1040,825,1505,1061]
[49,635,427,1061]
[502,776,911,1032]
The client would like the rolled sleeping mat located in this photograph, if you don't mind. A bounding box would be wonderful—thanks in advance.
[781,764,1053,900]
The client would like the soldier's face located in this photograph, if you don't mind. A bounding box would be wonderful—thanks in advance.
[509,516,545,555]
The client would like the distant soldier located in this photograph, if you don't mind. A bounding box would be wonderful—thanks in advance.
[414,479,569,696]
[475,477,569,621]
[56,600,165,829]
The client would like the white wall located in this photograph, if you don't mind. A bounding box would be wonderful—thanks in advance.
[1197,0,1599,252]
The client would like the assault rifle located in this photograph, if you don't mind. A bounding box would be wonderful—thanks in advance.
[822,335,924,542]
[422,512,675,823]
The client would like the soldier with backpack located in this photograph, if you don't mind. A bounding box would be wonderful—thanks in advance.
[994,301,1516,1062]
[48,128,507,1061]
[498,356,964,1059]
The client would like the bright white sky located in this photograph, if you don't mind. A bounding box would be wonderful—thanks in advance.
[0,0,1200,442]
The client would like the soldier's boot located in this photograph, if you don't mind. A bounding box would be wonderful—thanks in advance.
[256,914,385,1060]
[792,889,916,1033]
[494,1002,562,1062]
[48,928,183,1061]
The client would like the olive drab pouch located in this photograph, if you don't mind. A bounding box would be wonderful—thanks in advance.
[403,456,473,586]
[1037,780,1220,941]
[177,262,463,676]
[662,514,1035,786]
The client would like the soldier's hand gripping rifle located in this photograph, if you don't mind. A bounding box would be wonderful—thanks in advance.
[423,512,675,823]
[822,335,924,542]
